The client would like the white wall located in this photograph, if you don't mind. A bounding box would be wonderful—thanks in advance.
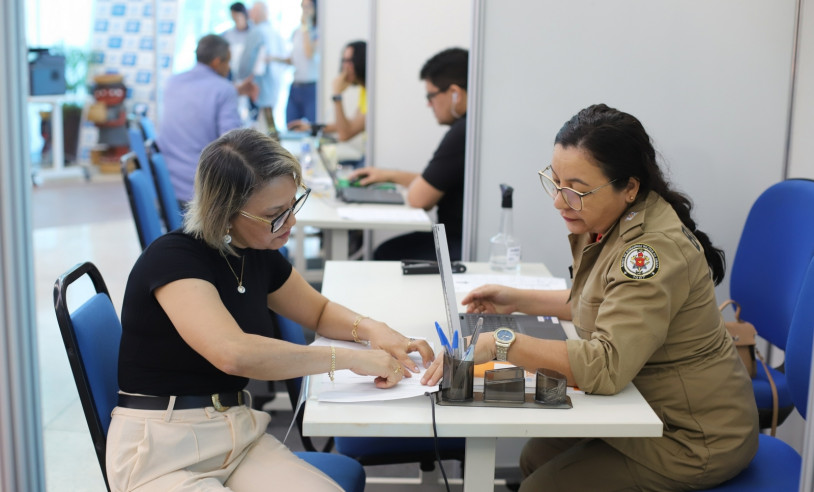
[789,0,814,179]
[319,0,370,134]
[468,0,797,309]
[368,0,471,174]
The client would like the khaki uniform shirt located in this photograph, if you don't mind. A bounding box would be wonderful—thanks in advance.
[566,192,758,485]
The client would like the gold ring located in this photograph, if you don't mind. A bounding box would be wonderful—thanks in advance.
[394,366,402,374]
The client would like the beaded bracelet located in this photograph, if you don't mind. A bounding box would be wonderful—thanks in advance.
[352,315,369,343]
[329,345,336,382]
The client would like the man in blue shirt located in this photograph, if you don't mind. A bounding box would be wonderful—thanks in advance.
[157,34,255,206]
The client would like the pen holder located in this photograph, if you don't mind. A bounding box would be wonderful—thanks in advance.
[483,366,525,403]
[535,368,567,404]
[441,352,474,402]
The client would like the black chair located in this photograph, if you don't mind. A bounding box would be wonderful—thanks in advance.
[54,261,366,492]
[273,314,467,475]
[121,152,163,249]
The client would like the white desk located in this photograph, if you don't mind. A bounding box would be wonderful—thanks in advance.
[28,94,89,183]
[290,144,432,282]
[304,261,663,492]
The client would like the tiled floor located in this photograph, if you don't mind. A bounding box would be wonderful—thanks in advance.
[33,173,515,491]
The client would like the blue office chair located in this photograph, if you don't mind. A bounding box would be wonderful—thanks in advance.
[121,152,163,249]
[145,140,183,231]
[54,261,366,492]
[273,314,467,474]
[127,126,153,181]
[54,261,122,491]
[727,178,814,430]
[703,256,814,491]
[139,115,157,142]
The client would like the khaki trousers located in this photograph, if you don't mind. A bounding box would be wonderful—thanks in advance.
[519,438,700,492]
[106,399,342,491]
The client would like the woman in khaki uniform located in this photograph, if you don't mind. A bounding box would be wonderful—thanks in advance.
[423,104,758,491]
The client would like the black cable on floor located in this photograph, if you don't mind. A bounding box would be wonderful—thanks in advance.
[426,391,451,492]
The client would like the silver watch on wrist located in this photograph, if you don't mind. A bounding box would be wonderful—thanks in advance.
[493,327,516,361]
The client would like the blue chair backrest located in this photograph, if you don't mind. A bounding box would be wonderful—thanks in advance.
[122,154,163,249]
[139,115,157,141]
[127,127,153,181]
[54,261,122,490]
[71,293,122,434]
[148,152,183,230]
[730,179,814,349]
[785,257,814,419]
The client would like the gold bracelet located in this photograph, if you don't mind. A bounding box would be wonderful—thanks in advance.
[329,345,336,382]
[352,315,369,343]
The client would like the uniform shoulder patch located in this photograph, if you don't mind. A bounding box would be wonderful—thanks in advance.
[620,243,659,280]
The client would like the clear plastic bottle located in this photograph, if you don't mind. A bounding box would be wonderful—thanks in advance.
[489,184,522,271]
[300,141,314,175]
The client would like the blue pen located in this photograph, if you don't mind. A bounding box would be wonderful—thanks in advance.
[435,321,452,355]
[451,330,459,358]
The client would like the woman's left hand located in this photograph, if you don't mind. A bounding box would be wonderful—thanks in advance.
[368,323,435,375]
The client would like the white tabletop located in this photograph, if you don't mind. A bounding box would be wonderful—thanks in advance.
[304,261,663,491]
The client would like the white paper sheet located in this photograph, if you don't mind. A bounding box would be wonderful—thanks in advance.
[310,337,439,402]
[336,206,430,223]
[453,274,567,293]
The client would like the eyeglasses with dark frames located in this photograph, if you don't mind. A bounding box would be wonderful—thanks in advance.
[537,166,617,211]
[425,87,449,102]
[239,187,311,233]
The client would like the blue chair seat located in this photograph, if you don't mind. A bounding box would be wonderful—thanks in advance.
[704,434,800,491]
[294,452,365,492]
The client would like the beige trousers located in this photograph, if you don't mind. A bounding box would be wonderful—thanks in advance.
[519,437,697,492]
[106,399,342,491]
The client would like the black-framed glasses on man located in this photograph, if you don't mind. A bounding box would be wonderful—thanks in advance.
[425,87,448,102]
[537,166,617,211]
[239,187,311,233]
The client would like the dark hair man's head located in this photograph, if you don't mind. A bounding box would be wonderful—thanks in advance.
[196,34,231,77]
[420,48,469,125]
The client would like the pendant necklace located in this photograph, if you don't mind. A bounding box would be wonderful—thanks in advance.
[223,254,246,294]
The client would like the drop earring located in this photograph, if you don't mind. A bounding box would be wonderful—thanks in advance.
[223,225,232,245]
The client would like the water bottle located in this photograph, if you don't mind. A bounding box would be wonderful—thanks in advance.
[300,141,314,175]
[489,184,522,271]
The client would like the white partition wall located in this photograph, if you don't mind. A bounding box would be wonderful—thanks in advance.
[466,0,797,305]
[367,0,471,173]
[319,0,370,127]
[789,0,814,179]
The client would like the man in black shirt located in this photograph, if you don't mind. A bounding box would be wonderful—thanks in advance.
[349,47,468,261]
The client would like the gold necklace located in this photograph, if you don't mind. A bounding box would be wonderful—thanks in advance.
[223,254,246,294]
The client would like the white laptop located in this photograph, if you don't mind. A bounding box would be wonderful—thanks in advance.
[432,224,567,341]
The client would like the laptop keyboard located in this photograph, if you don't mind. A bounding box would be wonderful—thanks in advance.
[460,314,517,332]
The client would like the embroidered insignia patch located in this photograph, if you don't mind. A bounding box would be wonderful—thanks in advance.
[621,244,659,280]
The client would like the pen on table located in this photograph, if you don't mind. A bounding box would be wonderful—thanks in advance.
[463,316,484,361]
[435,321,451,355]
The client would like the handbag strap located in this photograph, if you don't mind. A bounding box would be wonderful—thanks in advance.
[756,348,779,436]
[718,299,743,322]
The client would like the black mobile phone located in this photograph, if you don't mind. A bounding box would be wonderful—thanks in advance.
[401,260,466,275]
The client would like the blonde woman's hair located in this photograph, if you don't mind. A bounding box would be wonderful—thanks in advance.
[183,128,303,256]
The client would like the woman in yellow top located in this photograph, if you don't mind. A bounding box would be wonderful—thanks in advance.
[424,104,758,491]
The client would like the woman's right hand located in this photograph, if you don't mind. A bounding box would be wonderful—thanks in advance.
[461,284,519,314]
[346,348,405,389]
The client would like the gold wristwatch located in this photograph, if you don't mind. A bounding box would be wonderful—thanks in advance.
[494,327,516,361]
